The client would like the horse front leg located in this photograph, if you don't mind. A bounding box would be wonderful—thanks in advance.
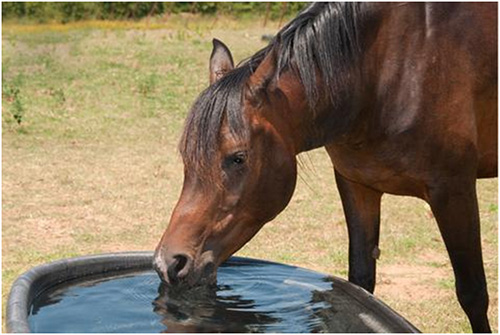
[334,169,382,293]
[427,178,491,333]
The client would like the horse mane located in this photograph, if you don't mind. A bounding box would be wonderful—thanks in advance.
[180,3,363,181]
[275,2,362,108]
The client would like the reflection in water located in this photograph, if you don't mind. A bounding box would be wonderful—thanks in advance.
[153,284,279,332]
[28,259,418,333]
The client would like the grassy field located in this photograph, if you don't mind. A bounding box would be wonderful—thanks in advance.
[2,18,498,333]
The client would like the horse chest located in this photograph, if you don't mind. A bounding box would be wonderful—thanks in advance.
[325,142,428,198]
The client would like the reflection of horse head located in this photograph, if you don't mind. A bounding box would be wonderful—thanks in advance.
[153,284,279,332]
[154,3,497,332]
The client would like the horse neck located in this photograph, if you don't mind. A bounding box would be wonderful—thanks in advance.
[275,55,367,155]
[275,3,395,154]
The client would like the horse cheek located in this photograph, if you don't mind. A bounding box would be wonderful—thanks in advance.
[257,148,297,222]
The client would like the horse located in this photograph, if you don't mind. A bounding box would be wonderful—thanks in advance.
[153,3,497,332]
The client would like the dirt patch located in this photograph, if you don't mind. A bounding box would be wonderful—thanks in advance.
[377,263,450,301]
[377,250,451,301]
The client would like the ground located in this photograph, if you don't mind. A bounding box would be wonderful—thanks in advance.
[2,18,498,333]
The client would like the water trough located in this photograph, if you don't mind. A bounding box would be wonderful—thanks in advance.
[7,252,420,333]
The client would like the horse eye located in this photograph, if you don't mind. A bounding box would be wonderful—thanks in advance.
[232,155,245,165]
[232,152,246,165]
[224,152,247,168]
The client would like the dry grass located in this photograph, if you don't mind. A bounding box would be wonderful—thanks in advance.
[2,20,498,333]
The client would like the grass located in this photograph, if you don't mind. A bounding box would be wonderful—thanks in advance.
[2,18,498,333]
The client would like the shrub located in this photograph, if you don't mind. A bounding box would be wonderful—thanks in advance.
[2,2,308,23]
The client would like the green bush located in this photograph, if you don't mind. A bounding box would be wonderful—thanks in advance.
[2,2,308,23]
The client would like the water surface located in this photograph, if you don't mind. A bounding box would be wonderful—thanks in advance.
[29,259,413,333]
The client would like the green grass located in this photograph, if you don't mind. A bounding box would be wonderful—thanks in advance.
[2,19,498,333]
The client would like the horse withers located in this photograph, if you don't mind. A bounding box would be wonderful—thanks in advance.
[154,3,497,332]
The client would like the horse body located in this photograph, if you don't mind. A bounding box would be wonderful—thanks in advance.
[155,3,497,332]
[319,5,497,332]
[324,3,497,193]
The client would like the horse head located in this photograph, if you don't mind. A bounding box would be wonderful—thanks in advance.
[153,39,297,287]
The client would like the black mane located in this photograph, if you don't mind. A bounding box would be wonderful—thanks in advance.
[180,2,363,181]
[276,2,362,108]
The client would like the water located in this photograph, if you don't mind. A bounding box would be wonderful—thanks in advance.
[28,259,414,333]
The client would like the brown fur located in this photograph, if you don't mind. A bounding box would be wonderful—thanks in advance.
[155,3,497,332]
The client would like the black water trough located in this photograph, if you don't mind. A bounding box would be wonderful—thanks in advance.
[7,252,420,333]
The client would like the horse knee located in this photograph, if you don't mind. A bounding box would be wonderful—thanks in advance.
[456,281,491,333]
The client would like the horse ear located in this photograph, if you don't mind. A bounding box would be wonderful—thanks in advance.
[248,45,278,97]
[209,38,234,84]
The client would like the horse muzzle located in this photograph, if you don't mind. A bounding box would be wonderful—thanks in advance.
[153,248,217,288]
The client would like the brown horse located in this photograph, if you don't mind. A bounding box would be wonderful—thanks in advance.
[154,3,497,332]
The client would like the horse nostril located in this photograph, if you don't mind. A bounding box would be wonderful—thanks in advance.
[174,254,188,273]
[167,253,192,283]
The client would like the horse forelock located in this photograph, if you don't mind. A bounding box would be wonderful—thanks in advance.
[180,64,255,184]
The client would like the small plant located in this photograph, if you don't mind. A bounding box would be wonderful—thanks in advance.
[3,82,25,125]
[50,87,66,106]
[137,73,158,98]
[488,203,498,213]
[12,92,25,124]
